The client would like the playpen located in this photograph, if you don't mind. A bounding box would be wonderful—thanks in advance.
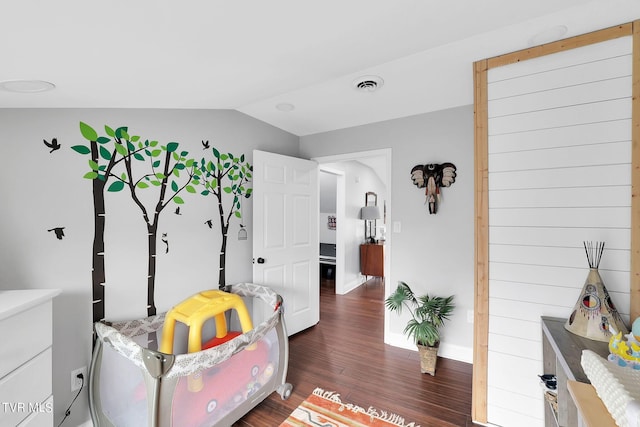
[89,283,292,427]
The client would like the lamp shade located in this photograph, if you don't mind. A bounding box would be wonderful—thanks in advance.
[360,205,381,221]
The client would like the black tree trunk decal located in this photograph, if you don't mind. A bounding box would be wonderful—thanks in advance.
[90,158,106,323]
[75,123,120,323]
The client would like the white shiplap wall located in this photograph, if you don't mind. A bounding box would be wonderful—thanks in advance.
[486,36,633,427]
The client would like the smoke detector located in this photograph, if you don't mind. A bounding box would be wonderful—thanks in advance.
[352,75,384,93]
[0,80,56,93]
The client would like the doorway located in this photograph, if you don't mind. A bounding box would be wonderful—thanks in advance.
[313,149,392,296]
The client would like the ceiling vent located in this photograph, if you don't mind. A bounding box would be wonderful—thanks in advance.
[352,75,384,93]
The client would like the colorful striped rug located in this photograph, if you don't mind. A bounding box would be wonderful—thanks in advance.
[279,388,421,427]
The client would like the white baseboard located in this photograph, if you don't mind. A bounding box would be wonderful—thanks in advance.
[337,278,363,295]
[384,332,473,364]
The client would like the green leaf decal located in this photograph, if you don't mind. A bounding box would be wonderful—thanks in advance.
[171,181,179,192]
[88,160,99,171]
[83,171,98,179]
[151,149,162,157]
[115,127,128,139]
[99,146,112,160]
[166,142,179,153]
[235,211,241,218]
[131,135,140,142]
[151,180,162,186]
[97,137,111,145]
[79,122,98,141]
[115,143,128,156]
[201,190,210,196]
[137,182,149,189]
[107,181,125,192]
[134,153,145,161]
[186,185,196,193]
[223,187,232,194]
[212,147,220,158]
[174,196,184,204]
[152,160,160,168]
[104,126,115,137]
[71,145,91,155]
[127,141,135,151]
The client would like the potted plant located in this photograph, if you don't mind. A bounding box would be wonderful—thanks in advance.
[385,281,455,375]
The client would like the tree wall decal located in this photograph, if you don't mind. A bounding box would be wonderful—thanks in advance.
[73,123,197,319]
[74,122,129,323]
[193,148,252,289]
[108,127,197,316]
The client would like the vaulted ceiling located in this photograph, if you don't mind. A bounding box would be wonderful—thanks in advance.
[1,0,638,135]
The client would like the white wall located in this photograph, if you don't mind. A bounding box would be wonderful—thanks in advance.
[486,36,633,427]
[0,108,298,426]
[300,105,475,362]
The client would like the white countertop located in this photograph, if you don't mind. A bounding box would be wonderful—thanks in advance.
[0,289,62,321]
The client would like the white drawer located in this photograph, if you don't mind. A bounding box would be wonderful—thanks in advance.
[0,301,52,378]
[16,396,53,427]
[0,348,52,427]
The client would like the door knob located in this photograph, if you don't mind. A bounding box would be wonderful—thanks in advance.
[257,257,266,264]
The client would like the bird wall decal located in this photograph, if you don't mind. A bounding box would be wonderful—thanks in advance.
[43,138,61,153]
[204,219,213,229]
[47,227,65,240]
[410,162,457,214]
[202,140,210,150]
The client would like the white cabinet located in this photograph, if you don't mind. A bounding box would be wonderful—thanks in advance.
[0,290,60,427]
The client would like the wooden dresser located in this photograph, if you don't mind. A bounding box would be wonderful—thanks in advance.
[360,243,384,278]
[0,289,60,426]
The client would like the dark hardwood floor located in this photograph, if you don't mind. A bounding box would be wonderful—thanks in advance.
[234,278,474,427]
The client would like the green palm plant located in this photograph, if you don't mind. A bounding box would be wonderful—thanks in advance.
[385,281,455,347]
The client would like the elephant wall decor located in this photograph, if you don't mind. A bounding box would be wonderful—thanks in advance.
[410,163,457,214]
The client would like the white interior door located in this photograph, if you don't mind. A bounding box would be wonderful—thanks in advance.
[252,150,319,336]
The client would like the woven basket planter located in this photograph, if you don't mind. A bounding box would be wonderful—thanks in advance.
[417,343,439,376]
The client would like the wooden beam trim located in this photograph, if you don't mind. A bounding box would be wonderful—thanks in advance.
[631,20,640,320]
[473,20,638,425]
[472,58,489,425]
[487,23,632,69]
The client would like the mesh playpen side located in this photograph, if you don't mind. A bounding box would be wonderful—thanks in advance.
[89,283,292,427]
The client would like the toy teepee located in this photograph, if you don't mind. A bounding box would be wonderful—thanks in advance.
[564,241,629,342]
